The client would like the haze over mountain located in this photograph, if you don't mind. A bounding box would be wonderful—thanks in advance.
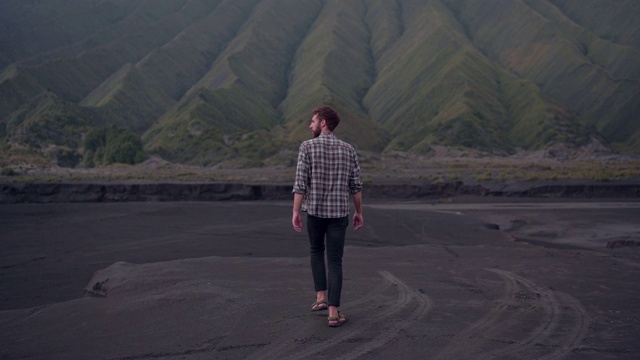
[1,0,639,167]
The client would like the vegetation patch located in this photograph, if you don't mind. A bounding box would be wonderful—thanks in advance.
[83,125,145,167]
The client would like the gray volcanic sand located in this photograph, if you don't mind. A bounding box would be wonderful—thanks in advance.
[1,199,640,359]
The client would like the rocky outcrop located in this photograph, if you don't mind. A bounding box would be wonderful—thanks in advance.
[1,180,639,203]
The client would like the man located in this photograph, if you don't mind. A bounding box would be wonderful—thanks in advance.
[292,105,363,327]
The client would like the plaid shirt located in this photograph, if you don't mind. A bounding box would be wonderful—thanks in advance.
[292,132,362,218]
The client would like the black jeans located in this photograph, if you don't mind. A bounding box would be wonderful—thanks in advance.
[306,214,348,307]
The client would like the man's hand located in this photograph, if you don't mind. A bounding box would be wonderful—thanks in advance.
[292,193,304,232]
[292,211,303,232]
[351,192,363,231]
[353,212,363,231]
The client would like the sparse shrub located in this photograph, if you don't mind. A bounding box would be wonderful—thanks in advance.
[82,149,95,167]
[474,172,493,181]
[432,175,445,184]
[1,167,17,176]
[83,125,145,167]
[54,148,82,168]
[105,131,145,164]
[83,128,106,152]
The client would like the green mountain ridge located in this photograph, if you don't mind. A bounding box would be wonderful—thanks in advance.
[1,0,638,168]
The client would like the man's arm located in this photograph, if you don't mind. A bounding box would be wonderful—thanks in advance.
[352,191,363,230]
[292,193,305,232]
[292,144,308,232]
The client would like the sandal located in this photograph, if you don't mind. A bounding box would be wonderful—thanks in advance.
[328,312,347,327]
[311,299,328,311]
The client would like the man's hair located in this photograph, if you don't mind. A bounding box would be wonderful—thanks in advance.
[313,105,341,131]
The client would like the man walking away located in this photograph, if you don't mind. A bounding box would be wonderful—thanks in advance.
[292,105,363,327]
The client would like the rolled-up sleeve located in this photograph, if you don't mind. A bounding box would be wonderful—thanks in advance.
[292,143,309,194]
[348,152,363,195]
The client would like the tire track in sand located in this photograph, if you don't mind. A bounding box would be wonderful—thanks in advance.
[434,269,590,360]
[242,273,396,360]
[432,268,519,360]
[480,269,590,359]
[334,271,433,360]
[245,271,432,360]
